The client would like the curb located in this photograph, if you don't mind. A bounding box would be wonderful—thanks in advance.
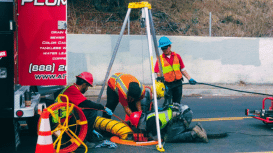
[85,84,273,97]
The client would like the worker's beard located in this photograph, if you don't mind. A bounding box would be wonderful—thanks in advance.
[81,86,88,94]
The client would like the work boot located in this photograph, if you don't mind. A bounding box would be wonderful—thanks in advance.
[197,122,207,135]
[192,122,208,143]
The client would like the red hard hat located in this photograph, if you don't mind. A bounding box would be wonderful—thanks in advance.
[129,111,142,128]
[76,72,93,86]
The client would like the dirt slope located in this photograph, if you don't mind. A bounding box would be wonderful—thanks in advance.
[68,0,273,37]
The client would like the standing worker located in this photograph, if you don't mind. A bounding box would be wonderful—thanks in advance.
[56,72,113,148]
[154,36,197,105]
[102,72,146,121]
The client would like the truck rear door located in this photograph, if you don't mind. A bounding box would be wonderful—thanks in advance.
[0,1,14,118]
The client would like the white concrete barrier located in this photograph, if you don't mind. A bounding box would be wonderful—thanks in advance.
[68,34,273,85]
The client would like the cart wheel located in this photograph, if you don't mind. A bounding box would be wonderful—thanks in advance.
[38,102,88,153]
[263,121,273,127]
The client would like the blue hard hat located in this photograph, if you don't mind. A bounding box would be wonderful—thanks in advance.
[158,36,172,48]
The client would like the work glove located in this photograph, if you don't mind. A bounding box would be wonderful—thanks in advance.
[156,77,164,83]
[105,107,113,116]
[93,130,103,139]
[189,78,197,85]
[95,140,117,149]
[158,107,164,111]
[169,103,180,112]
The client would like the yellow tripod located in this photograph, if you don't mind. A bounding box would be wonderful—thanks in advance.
[97,1,165,152]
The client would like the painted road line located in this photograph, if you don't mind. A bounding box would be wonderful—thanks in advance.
[192,117,252,122]
[236,151,273,153]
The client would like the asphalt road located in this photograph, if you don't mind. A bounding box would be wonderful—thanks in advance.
[2,96,273,153]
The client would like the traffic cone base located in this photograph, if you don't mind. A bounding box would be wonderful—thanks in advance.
[35,109,54,153]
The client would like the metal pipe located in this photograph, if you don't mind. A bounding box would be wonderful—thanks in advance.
[128,16,130,35]
[96,8,132,103]
[209,12,212,37]
[148,9,163,77]
[144,7,162,149]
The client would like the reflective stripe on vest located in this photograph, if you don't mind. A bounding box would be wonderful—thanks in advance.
[55,84,73,103]
[160,52,183,82]
[110,73,144,98]
[146,108,172,129]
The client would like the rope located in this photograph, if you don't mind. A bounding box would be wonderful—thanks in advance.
[181,82,273,97]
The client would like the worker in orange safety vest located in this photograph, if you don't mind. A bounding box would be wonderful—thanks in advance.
[102,73,146,120]
[154,36,197,106]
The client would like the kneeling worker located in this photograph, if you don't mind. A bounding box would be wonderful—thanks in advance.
[131,82,208,143]
[145,104,208,143]
[103,73,146,119]
[56,72,113,148]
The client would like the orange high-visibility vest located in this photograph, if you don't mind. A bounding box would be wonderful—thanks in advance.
[160,52,183,82]
[108,73,145,99]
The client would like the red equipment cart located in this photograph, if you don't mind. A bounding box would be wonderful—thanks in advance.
[245,97,273,125]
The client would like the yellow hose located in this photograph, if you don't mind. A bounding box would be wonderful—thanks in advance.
[94,116,133,140]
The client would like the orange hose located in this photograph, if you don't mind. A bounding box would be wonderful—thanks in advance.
[110,136,159,146]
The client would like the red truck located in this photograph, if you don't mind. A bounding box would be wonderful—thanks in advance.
[0,0,66,151]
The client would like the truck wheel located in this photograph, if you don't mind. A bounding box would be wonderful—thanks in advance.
[0,119,15,149]
[27,115,40,136]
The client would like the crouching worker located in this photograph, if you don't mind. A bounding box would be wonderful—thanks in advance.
[130,82,208,142]
[144,103,208,143]
[56,72,113,148]
[134,83,208,143]
[103,73,146,119]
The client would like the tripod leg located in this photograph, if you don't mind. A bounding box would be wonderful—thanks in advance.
[144,6,163,149]
[97,8,132,103]
[148,9,163,78]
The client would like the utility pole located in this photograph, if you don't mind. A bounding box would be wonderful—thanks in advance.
[209,12,212,37]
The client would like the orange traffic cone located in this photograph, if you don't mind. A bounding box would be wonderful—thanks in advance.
[35,109,54,153]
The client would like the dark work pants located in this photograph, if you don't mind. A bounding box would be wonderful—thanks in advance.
[165,121,194,142]
[103,86,138,119]
[78,107,98,142]
[103,86,119,119]
[169,85,183,103]
[164,79,183,106]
